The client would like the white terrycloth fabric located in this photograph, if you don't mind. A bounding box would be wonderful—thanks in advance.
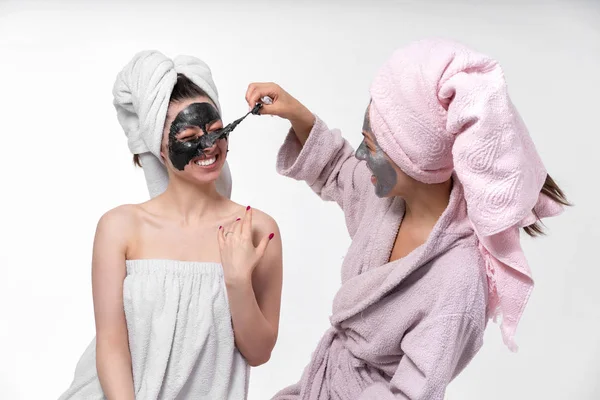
[58,259,249,399]
[113,50,232,199]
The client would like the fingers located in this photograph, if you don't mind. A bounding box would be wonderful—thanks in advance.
[246,83,273,106]
[219,206,254,242]
[246,82,280,116]
[220,217,239,241]
[217,224,225,249]
[233,214,243,235]
[245,83,260,107]
[241,206,252,239]
[219,214,242,241]
[255,232,275,260]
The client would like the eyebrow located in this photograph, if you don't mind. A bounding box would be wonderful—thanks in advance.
[177,119,223,131]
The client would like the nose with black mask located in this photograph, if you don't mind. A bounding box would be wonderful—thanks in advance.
[355,104,398,198]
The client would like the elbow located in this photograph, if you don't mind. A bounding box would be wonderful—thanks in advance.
[246,351,272,367]
[245,333,277,367]
[239,327,278,367]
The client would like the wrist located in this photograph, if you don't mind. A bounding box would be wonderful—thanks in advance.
[289,107,315,143]
[224,273,253,290]
[290,106,314,128]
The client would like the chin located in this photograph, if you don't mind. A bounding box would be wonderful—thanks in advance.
[371,175,396,198]
[183,153,226,184]
[375,187,393,198]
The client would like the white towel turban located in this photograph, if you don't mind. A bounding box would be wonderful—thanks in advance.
[112,50,232,198]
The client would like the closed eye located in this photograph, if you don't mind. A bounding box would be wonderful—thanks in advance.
[361,132,376,153]
[361,138,375,152]
[177,134,197,142]
[176,126,202,141]
[206,120,224,132]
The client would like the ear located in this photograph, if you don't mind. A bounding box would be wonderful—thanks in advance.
[160,143,170,164]
[160,127,170,162]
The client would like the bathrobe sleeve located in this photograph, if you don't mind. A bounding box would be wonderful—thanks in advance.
[277,115,373,236]
[357,313,484,400]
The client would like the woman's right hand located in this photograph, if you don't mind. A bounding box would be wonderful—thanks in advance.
[246,82,315,144]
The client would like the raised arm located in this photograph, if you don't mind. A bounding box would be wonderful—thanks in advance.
[246,83,373,237]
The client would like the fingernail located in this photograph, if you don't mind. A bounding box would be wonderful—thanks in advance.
[247,205,251,210]
[236,218,241,221]
[269,233,275,240]
[219,226,222,229]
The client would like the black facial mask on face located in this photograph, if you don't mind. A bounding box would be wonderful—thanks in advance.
[168,102,263,170]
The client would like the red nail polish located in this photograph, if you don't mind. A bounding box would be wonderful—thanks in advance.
[236,218,241,221]
[219,226,222,229]
[269,233,275,240]
[247,205,251,210]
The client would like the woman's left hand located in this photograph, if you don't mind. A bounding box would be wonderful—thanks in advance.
[218,207,273,286]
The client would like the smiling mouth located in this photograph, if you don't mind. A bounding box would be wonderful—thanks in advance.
[191,153,219,167]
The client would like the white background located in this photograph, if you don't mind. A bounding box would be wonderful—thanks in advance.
[1,0,598,399]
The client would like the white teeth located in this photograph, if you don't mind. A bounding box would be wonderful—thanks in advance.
[195,157,216,167]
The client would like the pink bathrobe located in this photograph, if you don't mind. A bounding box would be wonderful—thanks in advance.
[272,116,488,400]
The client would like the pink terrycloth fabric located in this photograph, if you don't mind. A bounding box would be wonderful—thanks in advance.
[273,117,488,400]
[369,38,563,350]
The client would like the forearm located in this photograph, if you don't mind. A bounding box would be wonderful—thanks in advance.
[96,339,135,400]
[277,116,372,236]
[226,279,277,366]
[288,106,315,146]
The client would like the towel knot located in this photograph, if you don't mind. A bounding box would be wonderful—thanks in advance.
[369,38,563,350]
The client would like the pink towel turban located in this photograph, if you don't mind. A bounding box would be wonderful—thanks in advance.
[369,38,563,350]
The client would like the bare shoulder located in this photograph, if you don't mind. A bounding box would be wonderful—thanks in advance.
[97,204,139,230]
[249,207,282,286]
[221,200,279,235]
[95,204,144,247]
[250,207,280,237]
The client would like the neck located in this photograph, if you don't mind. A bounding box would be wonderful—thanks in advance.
[159,176,224,224]
[401,179,452,227]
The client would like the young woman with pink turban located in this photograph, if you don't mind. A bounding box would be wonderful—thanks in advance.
[246,38,568,400]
